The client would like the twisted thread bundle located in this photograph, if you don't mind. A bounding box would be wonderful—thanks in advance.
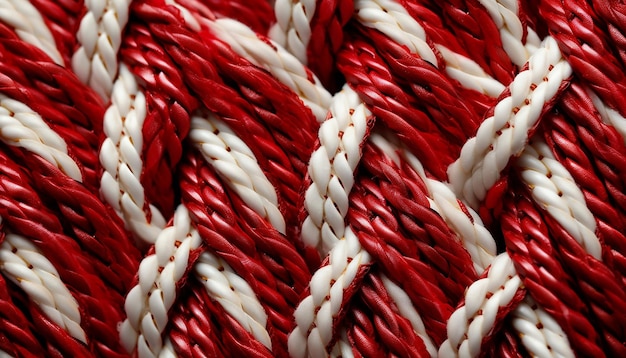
[0,0,625,357]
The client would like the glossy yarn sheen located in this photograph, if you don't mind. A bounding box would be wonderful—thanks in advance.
[0,0,624,357]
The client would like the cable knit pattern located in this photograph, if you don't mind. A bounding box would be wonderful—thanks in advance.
[0,0,625,356]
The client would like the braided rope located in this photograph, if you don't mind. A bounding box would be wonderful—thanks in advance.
[448,36,572,207]
[119,204,201,356]
[100,64,167,244]
[0,273,46,357]
[301,84,372,254]
[518,139,601,258]
[72,0,130,100]
[512,296,575,358]
[269,0,314,65]
[289,227,371,358]
[439,253,523,357]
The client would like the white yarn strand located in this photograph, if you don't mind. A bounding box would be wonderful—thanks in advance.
[190,112,286,234]
[357,0,504,99]
[517,139,602,259]
[448,36,572,208]
[0,0,63,64]
[100,64,166,244]
[119,205,201,357]
[475,0,540,67]
[72,0,131,100]
[269,0,315,64]
[390,136,497,273]
[0,232,86,343]
[438,253,521,358]
[588,89,626,145]
[302,85,371,255]
[289,228,371,358]
[355,0,438,66]
[513,297,575,358]
[194,251,272,348]
[0,95,81,181]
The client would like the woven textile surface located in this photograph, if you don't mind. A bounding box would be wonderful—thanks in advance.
[0,0,625,356]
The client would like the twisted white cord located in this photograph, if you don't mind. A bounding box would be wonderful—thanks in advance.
[517,139,602,259]
[201,18,332,123]
[302,85,371,255]
[438,253,521,358]
[72,0,131,100]
[268,0,314,64]
[476,0,540,67]
[194,251,271,348]
[100,65,166,244]
[381,275,437,357]
[0,232,86,343]
[0,0,63,65]
[289,227,371,358]
[448,36,572,208]
[190,112,286,234]
[120,205,201,357]
[513,296,575,358]
[0,95,81,181]
[588,89,626,145]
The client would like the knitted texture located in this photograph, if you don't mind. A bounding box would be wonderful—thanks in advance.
[0,0,624,357]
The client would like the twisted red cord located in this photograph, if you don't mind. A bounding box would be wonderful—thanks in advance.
[28,0,83,65]
[338,26,482,179]
[169,280,272,357]
[0,147,129,357]
[502,184,605,357]
[307,0,355,91]
[589,0,626,70]
[483,325,527,358]
[539,0,626,117]
[347,142,478,346]
[414,0,519,84]
[121,14,199,218]
[545,84,626,288]
[0,23,105,192]
[179,149,312,358]
[345,271,431,357]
